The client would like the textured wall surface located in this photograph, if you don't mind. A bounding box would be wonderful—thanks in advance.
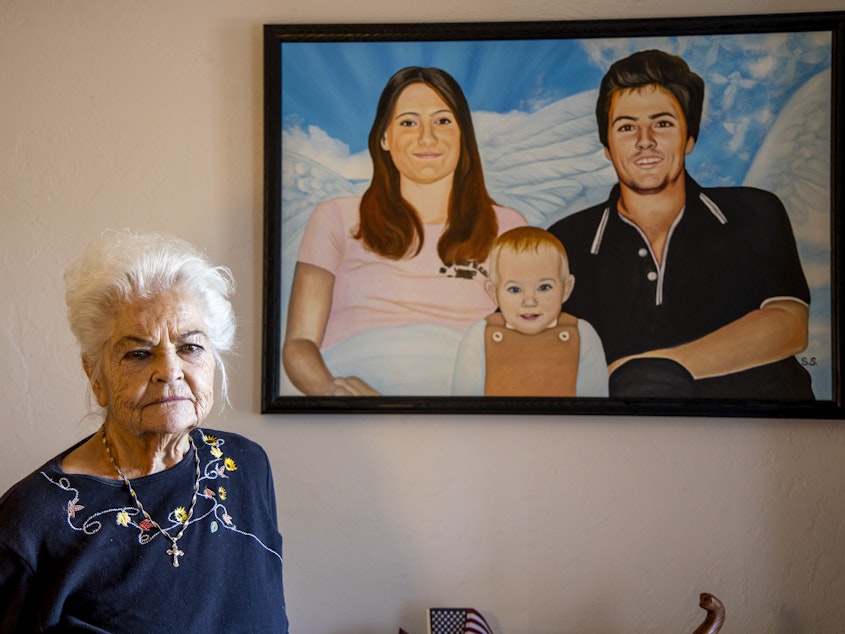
[2,1,845,632]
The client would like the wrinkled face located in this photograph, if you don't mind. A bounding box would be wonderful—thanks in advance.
[604,84,695,196]
[88,290,216,438]
[487,245,574,335]
[380,83,461,187]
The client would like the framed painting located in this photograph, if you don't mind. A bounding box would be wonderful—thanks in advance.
[262,12,844,417]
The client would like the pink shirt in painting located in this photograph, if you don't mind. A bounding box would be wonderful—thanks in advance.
[297,196,526,349]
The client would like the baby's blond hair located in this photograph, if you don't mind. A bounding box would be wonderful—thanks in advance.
[488,226,570,284]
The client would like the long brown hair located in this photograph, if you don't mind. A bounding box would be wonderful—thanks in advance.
[355,67,498,265]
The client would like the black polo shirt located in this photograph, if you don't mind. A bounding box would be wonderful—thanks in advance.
[549,173,814,399]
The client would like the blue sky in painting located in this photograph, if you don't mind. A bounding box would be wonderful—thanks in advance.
[280,32,831,186]
[281,39,601,152]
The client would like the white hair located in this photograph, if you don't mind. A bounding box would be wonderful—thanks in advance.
[64,229,236,405]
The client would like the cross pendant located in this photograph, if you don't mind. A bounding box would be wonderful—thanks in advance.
[167,543,184,567]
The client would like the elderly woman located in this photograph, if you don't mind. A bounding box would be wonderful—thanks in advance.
[0,230,289,632]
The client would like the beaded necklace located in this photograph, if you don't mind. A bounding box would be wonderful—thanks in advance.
[101,426,201,567]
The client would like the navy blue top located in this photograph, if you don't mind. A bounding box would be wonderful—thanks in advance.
[549,174,814,399]
[0,428,289,632]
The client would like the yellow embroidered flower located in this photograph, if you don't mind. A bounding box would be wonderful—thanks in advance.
[174,507,188,523]
[224,457,237,472]
[218,487,227,500]
[210,446,223,458]
[203,434,218,446]
[116,511,131,527]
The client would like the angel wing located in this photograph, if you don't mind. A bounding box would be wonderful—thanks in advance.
[743,69,831,263]
[742,68,832,398]
[278,149,368,351]
[475,89,617,227]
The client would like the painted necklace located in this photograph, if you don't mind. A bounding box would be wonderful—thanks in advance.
[101,426,201,567]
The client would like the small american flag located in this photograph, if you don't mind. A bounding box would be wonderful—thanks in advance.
[428,607,494,634]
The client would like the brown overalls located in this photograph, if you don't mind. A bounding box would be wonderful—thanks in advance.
[483,311,581,396]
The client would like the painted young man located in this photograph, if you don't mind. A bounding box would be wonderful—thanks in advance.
[548,49,814,399]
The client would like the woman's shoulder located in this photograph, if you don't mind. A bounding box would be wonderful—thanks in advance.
[305,196,362,237]
[1,435,88,495]
[0,468,44,509]
[493,204,528,232]
[195,428,270,461]
[0,451,72,530]
[312,195,362,217]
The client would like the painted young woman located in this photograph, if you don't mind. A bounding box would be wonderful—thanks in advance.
[283,67,526,396]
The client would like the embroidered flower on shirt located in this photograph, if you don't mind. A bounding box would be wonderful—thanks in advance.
[67,500,84,518]
[174,507,188,523]
[224,458,237,472]
[116,512,131,527]
[204,434,224,458]
[218,487,227,500]
[139,519,153,532]
[203,487,216,499]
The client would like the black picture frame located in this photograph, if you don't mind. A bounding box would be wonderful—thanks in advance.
[262,12,844,417]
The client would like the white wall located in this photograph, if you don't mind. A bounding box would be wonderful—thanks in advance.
[2,1,845,632]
